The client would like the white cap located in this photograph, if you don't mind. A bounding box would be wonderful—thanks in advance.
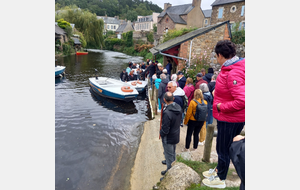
[157,63,162,67]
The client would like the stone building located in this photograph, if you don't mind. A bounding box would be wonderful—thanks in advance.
[55,25,68,50]
[135,12,160,32]
[210,0,245,30]
[203,9,212,27]
[149,21,231,73]
[157,0,205,36]
[115,20,134,37]
[97,15,121,35]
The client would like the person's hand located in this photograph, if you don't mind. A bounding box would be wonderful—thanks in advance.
[212,90,215,96]
[217,103,221,111]
[233,135,245,142]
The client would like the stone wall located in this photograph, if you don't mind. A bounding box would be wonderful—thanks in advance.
[210,1,245,25]
[177,24,230,71]
[157,15,176,35]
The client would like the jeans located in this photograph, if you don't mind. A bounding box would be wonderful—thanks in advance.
[206,109,213,127]
[185,120,204,149]
[216,121,245,180]
[162,136,176,170]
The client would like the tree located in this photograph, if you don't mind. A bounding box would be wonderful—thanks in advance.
[57,18,70,29]
[126,10,138,22]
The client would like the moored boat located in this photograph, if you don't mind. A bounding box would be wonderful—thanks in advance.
[89,77,138,102]
[55,66,66,77]
[128,79,148,93]
[76,52,88,55]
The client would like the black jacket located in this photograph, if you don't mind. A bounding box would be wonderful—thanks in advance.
[203,73,213,83]
[158,78,169,104]
[145,63,156,77]
[160,102,182,144]
[208,81,216,93]
[120,72,128,82]
[178,76,187,89]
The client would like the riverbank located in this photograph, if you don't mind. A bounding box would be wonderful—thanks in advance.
[130,89,242,189]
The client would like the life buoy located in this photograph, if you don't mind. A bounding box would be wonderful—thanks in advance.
[131,81,137,86]
[137,81,142,84]
[121,86,133,92]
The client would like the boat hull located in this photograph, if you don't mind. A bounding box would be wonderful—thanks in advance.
[55,66,66,77]
[76,52,88,55]
[89,77,138,102]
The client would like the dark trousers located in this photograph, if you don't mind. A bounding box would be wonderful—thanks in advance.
[162,136,176,170]
[185,120,204,149]
[230,139,245,190]
[216,121,245,180]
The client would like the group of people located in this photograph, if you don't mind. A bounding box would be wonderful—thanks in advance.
[158,40,245,190]
[119,59,173,85]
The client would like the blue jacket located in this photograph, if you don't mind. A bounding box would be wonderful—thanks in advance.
[178,76,187,89]
[154,78,161,89]
[166,63,172,75]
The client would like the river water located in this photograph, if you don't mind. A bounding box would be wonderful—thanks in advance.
[55,50,150,190]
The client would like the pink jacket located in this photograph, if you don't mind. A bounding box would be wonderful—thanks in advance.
[213,58,245,123]
[183,84,195,106]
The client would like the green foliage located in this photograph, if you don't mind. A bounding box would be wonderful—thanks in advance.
[153,23,157,33]
[55,0,163,20]
[163,27,198,43]
[123,47,135,55]
[104,38,124,50]
[122,31,133,47]
[57,18,70,29]
[56,6,104,49]
[64,25,72,37]
[231,22,245,44]
[181,47,211,83]
[62,43,72,55]
[146,32,154,43]
[74,31,87,48]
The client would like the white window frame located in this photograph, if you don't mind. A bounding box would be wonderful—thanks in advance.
[230,5,237,13]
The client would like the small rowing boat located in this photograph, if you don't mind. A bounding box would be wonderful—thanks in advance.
[55,66,66,77]
[76,52,88,55]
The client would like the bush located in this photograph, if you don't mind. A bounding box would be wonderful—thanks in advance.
[123,47,135,55]
[62,43,72,55]
[146,32,154,43]
[104,38,124,50]
[122,31,133,47]
[57,18,71,29]
[163,27,197,43]
[231,22,245,44]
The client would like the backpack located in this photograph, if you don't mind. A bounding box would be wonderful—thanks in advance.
[193,99,208,121]
[181,95,188,111]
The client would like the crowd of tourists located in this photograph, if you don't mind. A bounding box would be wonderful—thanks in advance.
[157,40,245,189]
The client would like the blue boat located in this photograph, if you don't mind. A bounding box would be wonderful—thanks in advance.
[89,77,139,102]
[128,79,148,93]
[55,66,66,77]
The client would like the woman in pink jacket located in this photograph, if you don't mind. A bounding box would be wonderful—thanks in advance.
[183,77,195,106]
[202,40,245,189]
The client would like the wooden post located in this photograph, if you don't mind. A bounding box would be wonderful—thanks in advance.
[154,88,157,115]
[202,124,215,163]
[151,82,154,101]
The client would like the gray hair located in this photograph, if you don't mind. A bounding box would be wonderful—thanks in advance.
[212,74,217,80]
[168,81,177,87]
[171,74,177,82]
[164,92,173,103]
[160,73,166,80]
[199,83,209,92]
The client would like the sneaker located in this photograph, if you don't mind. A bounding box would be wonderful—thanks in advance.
[202,176,226,189]
[198,140,205,146]
[181,148,190,152]
[180,124,183,127]
[202,167,218,178]
[161,170,167,175]
[161,160,166,165]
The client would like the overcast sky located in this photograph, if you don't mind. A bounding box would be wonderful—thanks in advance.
[150,0,216,10]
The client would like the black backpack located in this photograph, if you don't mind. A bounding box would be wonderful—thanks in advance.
[193,99,208,121]
[181,95,188,111]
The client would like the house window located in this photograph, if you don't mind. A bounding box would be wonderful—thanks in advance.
[107,25,110,29]
[239,21,245,30]
[166,18,169,23]
[218,7,224,18]
[204,19,208,25]
[241,5,245,16]
[230,5,236,13]
[114,25,116,29]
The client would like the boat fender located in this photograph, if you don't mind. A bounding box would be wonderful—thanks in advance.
[121,86,133,92]
[131,81,137,86]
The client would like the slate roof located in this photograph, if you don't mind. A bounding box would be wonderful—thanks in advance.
[71,37,81,45]
[115,23,127,32]
[158,4,194,24]
[55,25,66,35]
[211,0,244,6]
[97,16,120,25]
[203,9,212,18]
[149,21,231,55]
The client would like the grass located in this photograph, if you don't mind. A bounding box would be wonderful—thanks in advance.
[176,155,240,190]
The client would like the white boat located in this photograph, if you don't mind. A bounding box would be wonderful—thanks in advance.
[128,79,148,93]
[89,77,138,102]
[55,66,65,77]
